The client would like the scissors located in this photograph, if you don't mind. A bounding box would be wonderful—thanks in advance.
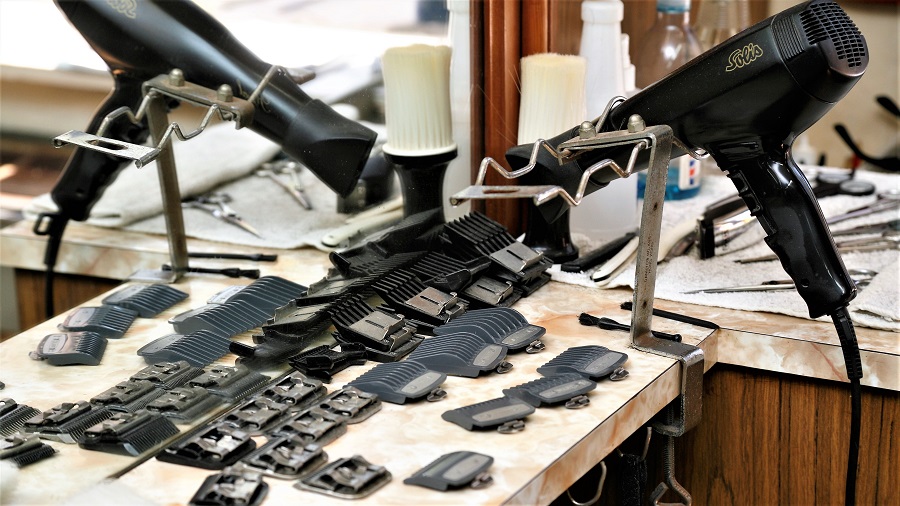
[683,269,877,294]
[827,189,900,225]
[256,160,312,210]
[182,192,262,238]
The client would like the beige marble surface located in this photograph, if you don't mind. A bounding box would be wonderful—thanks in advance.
[1,219,898,505]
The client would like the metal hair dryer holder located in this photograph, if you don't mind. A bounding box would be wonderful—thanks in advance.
[52,66,293,283]
[451,109,704,436]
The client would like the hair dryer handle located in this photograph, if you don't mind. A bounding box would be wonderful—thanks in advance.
[50,76,149,221]
[722,150,856,317]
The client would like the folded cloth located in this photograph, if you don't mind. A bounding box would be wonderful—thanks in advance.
[25,123,282,228]
[549,168,900,332]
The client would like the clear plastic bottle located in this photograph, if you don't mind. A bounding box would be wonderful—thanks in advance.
[693,0,751,51]
[635,0,703,200]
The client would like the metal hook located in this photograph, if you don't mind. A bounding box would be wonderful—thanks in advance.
[566,461,606,506]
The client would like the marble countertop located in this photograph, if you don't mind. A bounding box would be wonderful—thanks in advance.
[0,219,897,505]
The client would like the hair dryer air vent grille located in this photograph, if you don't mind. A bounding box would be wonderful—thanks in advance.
[800,2,866,67]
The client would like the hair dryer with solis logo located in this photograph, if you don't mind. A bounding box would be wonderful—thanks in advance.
[508,0,866,321]
[48,0,376,221]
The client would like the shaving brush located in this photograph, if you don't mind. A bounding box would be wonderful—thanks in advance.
[516,53,587,263]
[381,44,457,221]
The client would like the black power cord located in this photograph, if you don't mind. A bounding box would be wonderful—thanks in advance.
[33,212,69,319]
[831,306,863,506]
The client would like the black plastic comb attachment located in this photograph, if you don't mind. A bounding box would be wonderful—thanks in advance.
[329,294,422,362]
[29,331,107,366]
[0,399,42,437]
[372,270,467,326]
[267,407,346,445]
[405,333,510,377]
[502,373,597,407]
[316,387,382,425]
[408,252,518,308]
[433,307,546,352]
[58,305,137,338]
[157,423,256,470]
[102,283,188,317]
[441,397,535,431]
[260,372,327,409]
[347,361,447,404]
[145,386,221,423]
[258,298,334,345]
[536,345,629,381]
[0,433,56,467]
[188,466,269,506]
[187,366,270,401]
[295,455,391,499]
[223,397,292,435]
[288,344,368,382]
[237,437,328,479]
[78,410,180,456]
[137,331,231,367]
[22,401,113,444]
[131,361,204,390]
[90,379,165,412]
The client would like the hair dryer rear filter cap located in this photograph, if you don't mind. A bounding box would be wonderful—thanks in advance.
[284,100,377,197]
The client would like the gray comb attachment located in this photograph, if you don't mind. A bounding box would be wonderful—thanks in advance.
[0,433,56,467]
[502,373,597,408]
[30,332,107,366]
[536,345,628,381]
[187,366,270,401]
[405,333,511,377]
[347,361,446,404]
[0,399,42,437]
[90,379,166,412]
[145,386,222,423]
[130,361,204,390]
[58,306,138,339]
[136,331,231,367]
[441,397,535,432]
[207,275,306,311]
[404,451,494,491]
[22,401,113,444]
[78,411,180,456]
[433,307,545,353]
[102,283,188,318]
[237,437,328,480]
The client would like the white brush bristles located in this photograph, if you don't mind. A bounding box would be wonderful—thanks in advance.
[517,53,587,144]
[382,44,456,157]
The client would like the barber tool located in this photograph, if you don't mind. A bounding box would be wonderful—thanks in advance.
[259,372,327,411]
[23,401,113,444]
[182,193,262,238]
[158,423,256,469]
[561,230,637,273]
[579,313,682,342]
[404,451,494,491]
[145,386,221,423]
[827,190,900,225]
[315,387,382,425]
[90,380,166,413]
[620,301,720,330]
[236,437,327,480]
[685,268,877,294]
[29,331,107,366]
[287,344,368,382]
[0,433,57,468]
[516,54,587,263]
[502,373,597,409]
[295,455,391,499]
[381,44,456,222]
[188,252,278,262]
[441,397,535,433]
[0,399,42,438]
[186,366,270,402]
[347,361,447,405]
[137,331,231,367]
[402,251,519,309]
[321,201,404,249]
[736,240,899,263]
[58,306,137,339]
[189,466,269,506]
[256,160,312,210]
[268,408,347,446]
[164,264,261,280]
[223,397,292,436]
[590,235,640,284]
[102,284,188,318]
[433,307,546,353]
[37,0,375,317]
[78,411,180,456]
[328,294,423,362]
[372,270,467,327]
[405,332,512,378]
[131,361,204,390]
[537,345,628,382]
[831,219,900,237]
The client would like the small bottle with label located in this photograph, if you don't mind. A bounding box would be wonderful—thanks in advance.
[635,0,704,200]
